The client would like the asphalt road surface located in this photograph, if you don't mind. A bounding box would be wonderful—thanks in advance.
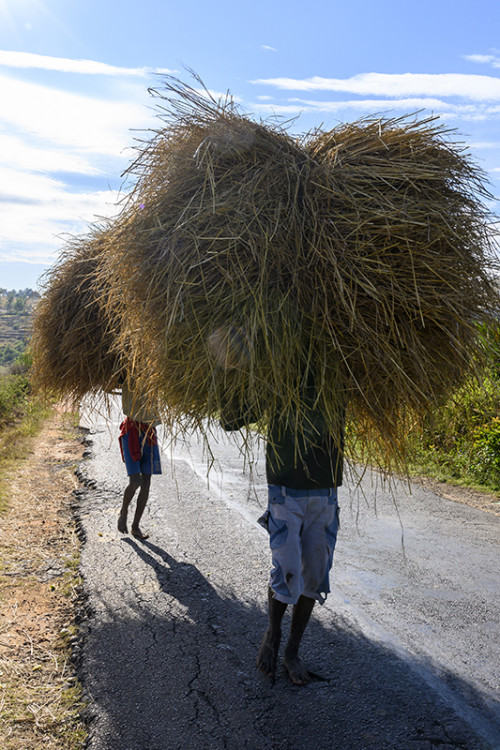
[75,399,500,750]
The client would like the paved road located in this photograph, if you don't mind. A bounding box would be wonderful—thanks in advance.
[75,400,500,750]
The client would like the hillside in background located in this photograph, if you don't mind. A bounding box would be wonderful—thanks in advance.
[0,289,39,371]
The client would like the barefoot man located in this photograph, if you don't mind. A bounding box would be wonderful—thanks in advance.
[210,327,344,685]
[255,395,343,685]
[117,377,162,541]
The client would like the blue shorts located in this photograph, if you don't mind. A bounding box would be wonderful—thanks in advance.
[120,430,162,476]
[258,485,340,605]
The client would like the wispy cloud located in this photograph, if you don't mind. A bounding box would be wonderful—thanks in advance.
[0,166,119,263]
[261,45,277,53]
[250,96,483,121]
[251,72,500,100]
[464,53,500,69]
[0,49,173,77]
[0,133,102,175]
[0,72,150,155]
[192,87,243,104]
[0,57,158,266]
[468,141,500,150]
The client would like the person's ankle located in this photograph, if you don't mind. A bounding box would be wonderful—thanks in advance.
[283,643,299,660]
[267,626,281,643]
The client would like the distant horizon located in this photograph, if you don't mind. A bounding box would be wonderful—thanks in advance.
[1,262,49,291]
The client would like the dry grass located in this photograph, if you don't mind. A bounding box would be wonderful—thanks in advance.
[0,407,87,749]
[30,231,125,402]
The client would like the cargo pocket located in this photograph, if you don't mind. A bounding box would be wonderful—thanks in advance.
[325,505,340,551]
[267,507,288,549]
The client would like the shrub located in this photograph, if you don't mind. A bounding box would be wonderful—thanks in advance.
[0,340,26,366]
[408,338,500,491]
[469,418,500,488]
[0,372,29,426]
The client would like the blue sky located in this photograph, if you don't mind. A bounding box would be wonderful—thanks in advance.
[1,0,500,290]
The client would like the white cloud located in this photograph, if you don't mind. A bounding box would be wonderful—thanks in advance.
[0,165,120,262]
[469,141,500,150]
[464,53,500,69]
[288,95,455,110]
[251,96,479,119]
[0,133,102,175]
[251,72,500,100]
[261,45,277,52]
[0,72,151,155]
[0,49,173,77]
[0,197,115,262]
[192,87,243,104]
[0,63,153,266]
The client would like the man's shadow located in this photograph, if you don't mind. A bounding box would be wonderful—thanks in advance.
[124,536,240,618]
[78,536,500,750]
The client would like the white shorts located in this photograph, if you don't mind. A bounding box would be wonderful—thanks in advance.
[258,485,340,605]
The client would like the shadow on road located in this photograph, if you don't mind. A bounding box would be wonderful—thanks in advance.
[78,537,497,750]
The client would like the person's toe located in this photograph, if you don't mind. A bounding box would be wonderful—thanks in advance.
[131,528,149,540]
[117,516,128,534]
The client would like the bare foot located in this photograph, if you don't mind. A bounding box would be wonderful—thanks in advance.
[131,526,149,540]
[283,652,311,685]
[256,629,280,679]
[117,514,128,534]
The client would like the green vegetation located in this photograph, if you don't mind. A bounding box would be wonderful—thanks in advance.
[408,323,500,494]
[0,287,39,371]
[0,363,86,749]
[0,351,50,513]
[0,351,33,425]
[0,339,26,366]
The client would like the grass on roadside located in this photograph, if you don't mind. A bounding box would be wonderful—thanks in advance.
[0,382,88,749]
[404,373,500,498]
[0,389,50,514]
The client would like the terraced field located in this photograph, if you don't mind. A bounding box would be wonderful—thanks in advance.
[0,311,31,341]
[0,293,38,370]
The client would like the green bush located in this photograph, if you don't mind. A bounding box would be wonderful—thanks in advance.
[469,418,500,488]
[0,340,26,366]
[0,371,29,425]
[408,324,500,492]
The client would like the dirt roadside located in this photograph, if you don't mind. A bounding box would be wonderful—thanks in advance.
[0,406,87,749]
[411,474,500,516]
[0,410,498,749]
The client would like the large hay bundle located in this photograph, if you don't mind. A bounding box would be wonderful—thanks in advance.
[305,117,499,450]
[34,76,500,468]
[96,79,499,464]
[31,229,125,400]
[102,88,344,436]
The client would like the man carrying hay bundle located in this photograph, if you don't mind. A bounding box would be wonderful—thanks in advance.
[117,377,162,541]
[253,393,344,686]
[211,327,344,685]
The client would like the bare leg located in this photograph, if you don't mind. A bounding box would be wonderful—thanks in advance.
[131,474,151,539]
[257,587,287,679]
[283,595,315,685]
[118,473,141,533]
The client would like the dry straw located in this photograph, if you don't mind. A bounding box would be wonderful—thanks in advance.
[31,229,126,401]
[33,76,500,469]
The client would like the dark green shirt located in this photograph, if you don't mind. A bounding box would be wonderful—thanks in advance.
[221,387,344,490]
